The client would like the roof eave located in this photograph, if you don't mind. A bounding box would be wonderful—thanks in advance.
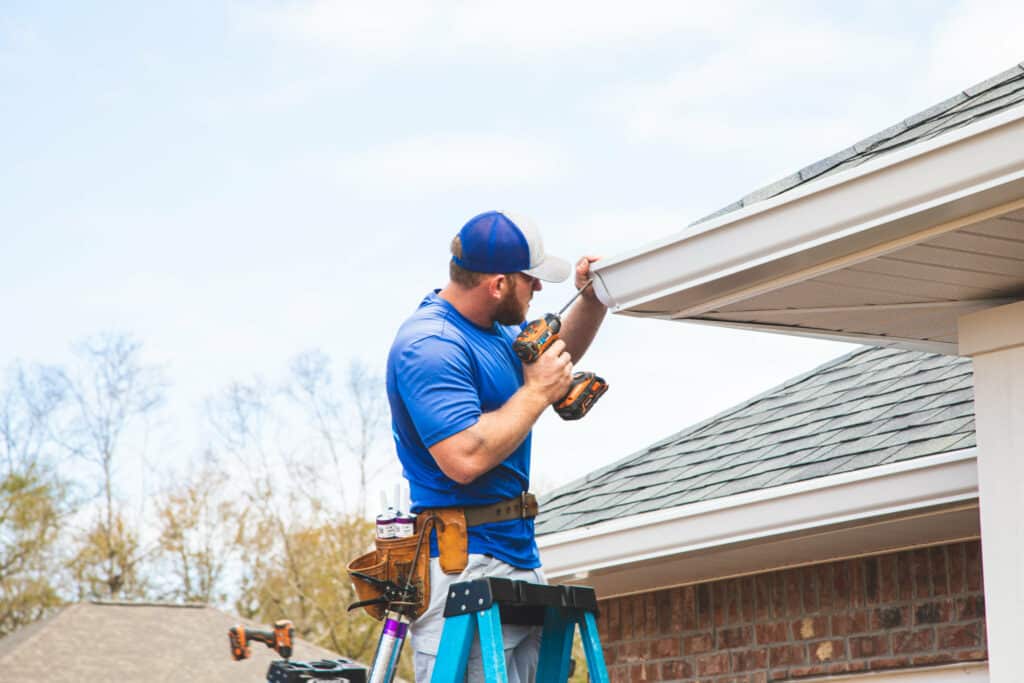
[538,450,979,598]
[592,103,1024,350]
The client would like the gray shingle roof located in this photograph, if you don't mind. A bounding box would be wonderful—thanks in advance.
[0,601,350,683]
[537,347,974,536]
[695,63,1024,225]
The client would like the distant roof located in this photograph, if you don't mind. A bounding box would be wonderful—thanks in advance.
[695,63,1024,225]
[538,347,974,536]
[0,601,345,683]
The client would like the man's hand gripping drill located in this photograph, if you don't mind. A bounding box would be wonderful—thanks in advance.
[514,280,608,420]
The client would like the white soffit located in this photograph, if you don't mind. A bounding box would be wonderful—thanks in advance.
[592,106,1024,355]
[538,451,979,599]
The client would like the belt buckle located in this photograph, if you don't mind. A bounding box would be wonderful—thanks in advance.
[520,491,528,519]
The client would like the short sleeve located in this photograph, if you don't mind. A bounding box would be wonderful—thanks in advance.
[395,336,481,447]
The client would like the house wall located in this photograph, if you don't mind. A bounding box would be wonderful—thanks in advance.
[596,541,986,683]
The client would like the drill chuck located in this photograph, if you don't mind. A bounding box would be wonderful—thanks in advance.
[512,314,562,363]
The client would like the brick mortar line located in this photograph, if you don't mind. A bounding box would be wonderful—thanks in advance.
[602,591,986,642]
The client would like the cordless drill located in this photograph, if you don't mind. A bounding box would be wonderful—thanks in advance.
[513,282,608,420]
[229,620,294,661]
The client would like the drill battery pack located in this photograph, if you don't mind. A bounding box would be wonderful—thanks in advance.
[554,371,608,420]
[267,659,367,683]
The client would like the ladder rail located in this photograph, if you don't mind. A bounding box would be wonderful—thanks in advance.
[431,612,478,683]
[477,605,509,682]
[536,606,574,683]
[577,611,610,683]
[430,577,609,683]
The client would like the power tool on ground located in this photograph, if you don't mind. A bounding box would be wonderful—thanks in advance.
[513,281,608,420]
[229,620,294,661]
[228,619,368,682]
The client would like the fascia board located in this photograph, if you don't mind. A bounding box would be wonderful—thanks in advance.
[592,103,1024,315]
[537,449,978,581]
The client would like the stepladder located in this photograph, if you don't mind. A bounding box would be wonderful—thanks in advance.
[430,577,609,683]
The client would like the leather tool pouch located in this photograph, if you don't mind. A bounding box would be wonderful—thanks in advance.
[432,508,469,575]
[347,516,434,621]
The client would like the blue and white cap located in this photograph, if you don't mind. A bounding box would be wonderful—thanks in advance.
[452,211,571,283]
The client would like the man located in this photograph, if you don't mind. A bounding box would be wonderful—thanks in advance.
[385,210,607,681]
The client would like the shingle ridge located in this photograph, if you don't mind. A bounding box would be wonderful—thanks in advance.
[691,63,1024,226]
[540,345,877,512]
[88,599,208,608]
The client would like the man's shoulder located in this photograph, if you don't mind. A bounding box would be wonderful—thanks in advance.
[389,296,472,367]
[394,296,460,345]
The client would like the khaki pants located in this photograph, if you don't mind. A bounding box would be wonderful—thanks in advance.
[410,555,546,683]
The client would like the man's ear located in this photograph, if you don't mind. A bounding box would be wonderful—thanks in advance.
[487,274,509,301]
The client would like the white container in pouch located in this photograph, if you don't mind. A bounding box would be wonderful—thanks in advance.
[394,511,415,538]
[376,508,397,540]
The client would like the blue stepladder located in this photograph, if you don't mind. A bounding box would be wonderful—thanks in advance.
[430,577,609,683]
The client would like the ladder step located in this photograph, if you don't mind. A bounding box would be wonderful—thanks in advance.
[442,577,599,624]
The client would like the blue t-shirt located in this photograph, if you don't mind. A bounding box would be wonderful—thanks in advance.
[386,291,539,569]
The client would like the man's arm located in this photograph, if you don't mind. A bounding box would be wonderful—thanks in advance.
[559,256,608,363]
[428,340,573,485]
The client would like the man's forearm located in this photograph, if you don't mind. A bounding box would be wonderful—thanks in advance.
[429,385,550,485]
[560,296,607,362]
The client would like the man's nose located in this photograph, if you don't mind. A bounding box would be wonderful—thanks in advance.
[533,279,543,292]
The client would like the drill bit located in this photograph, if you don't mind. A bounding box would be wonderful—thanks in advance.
[557,280,593,317]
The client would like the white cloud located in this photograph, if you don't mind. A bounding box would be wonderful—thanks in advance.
[601,17,914,157]
[554,208,696,256]
[338,134,569,197]
[447,1,732,56]
[0,18,44,75]
[599,2,1024,160]
[238,1,738,62]
[923,0,1024,98]
[238,2,438,60]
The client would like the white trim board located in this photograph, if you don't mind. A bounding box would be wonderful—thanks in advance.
[538,450,980,597]
[591,100,1024,350]
[797,662,987,682]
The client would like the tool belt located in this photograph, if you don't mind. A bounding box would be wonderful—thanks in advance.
[346,493,538,621]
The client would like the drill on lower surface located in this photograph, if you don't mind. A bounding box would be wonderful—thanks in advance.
[229,620,294,661]
[513,281,608,420]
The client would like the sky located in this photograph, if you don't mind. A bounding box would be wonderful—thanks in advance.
[2,1,1023,507]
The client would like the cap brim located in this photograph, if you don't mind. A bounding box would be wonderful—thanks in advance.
[522,254,571,283]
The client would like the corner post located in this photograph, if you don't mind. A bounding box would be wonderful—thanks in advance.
[959,299,1024,681]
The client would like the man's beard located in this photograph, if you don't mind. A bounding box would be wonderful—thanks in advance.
[494,286,527,326]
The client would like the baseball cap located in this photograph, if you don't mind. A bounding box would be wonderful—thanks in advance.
[452,211,571,283]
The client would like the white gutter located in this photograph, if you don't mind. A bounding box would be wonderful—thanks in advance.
[592,103,1024,317]
[538,449,978,588]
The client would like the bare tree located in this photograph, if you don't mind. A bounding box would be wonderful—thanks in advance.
[286,352,387,517]
[152,453,236,604]
[286,352,349,511]
[342,359,387,517]
[206,352,397,671]
[0,363,69,635]
[56,333,165,599]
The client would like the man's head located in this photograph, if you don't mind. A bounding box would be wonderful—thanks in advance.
[448,211,570,325]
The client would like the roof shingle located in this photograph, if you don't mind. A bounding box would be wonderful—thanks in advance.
[537,347,974,536]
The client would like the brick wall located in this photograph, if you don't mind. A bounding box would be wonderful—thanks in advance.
[596,541,986,682]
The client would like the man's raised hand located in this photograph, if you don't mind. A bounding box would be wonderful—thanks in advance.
[523,338,573,405]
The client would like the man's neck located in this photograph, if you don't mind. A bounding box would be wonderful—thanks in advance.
[438,284,494,329]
